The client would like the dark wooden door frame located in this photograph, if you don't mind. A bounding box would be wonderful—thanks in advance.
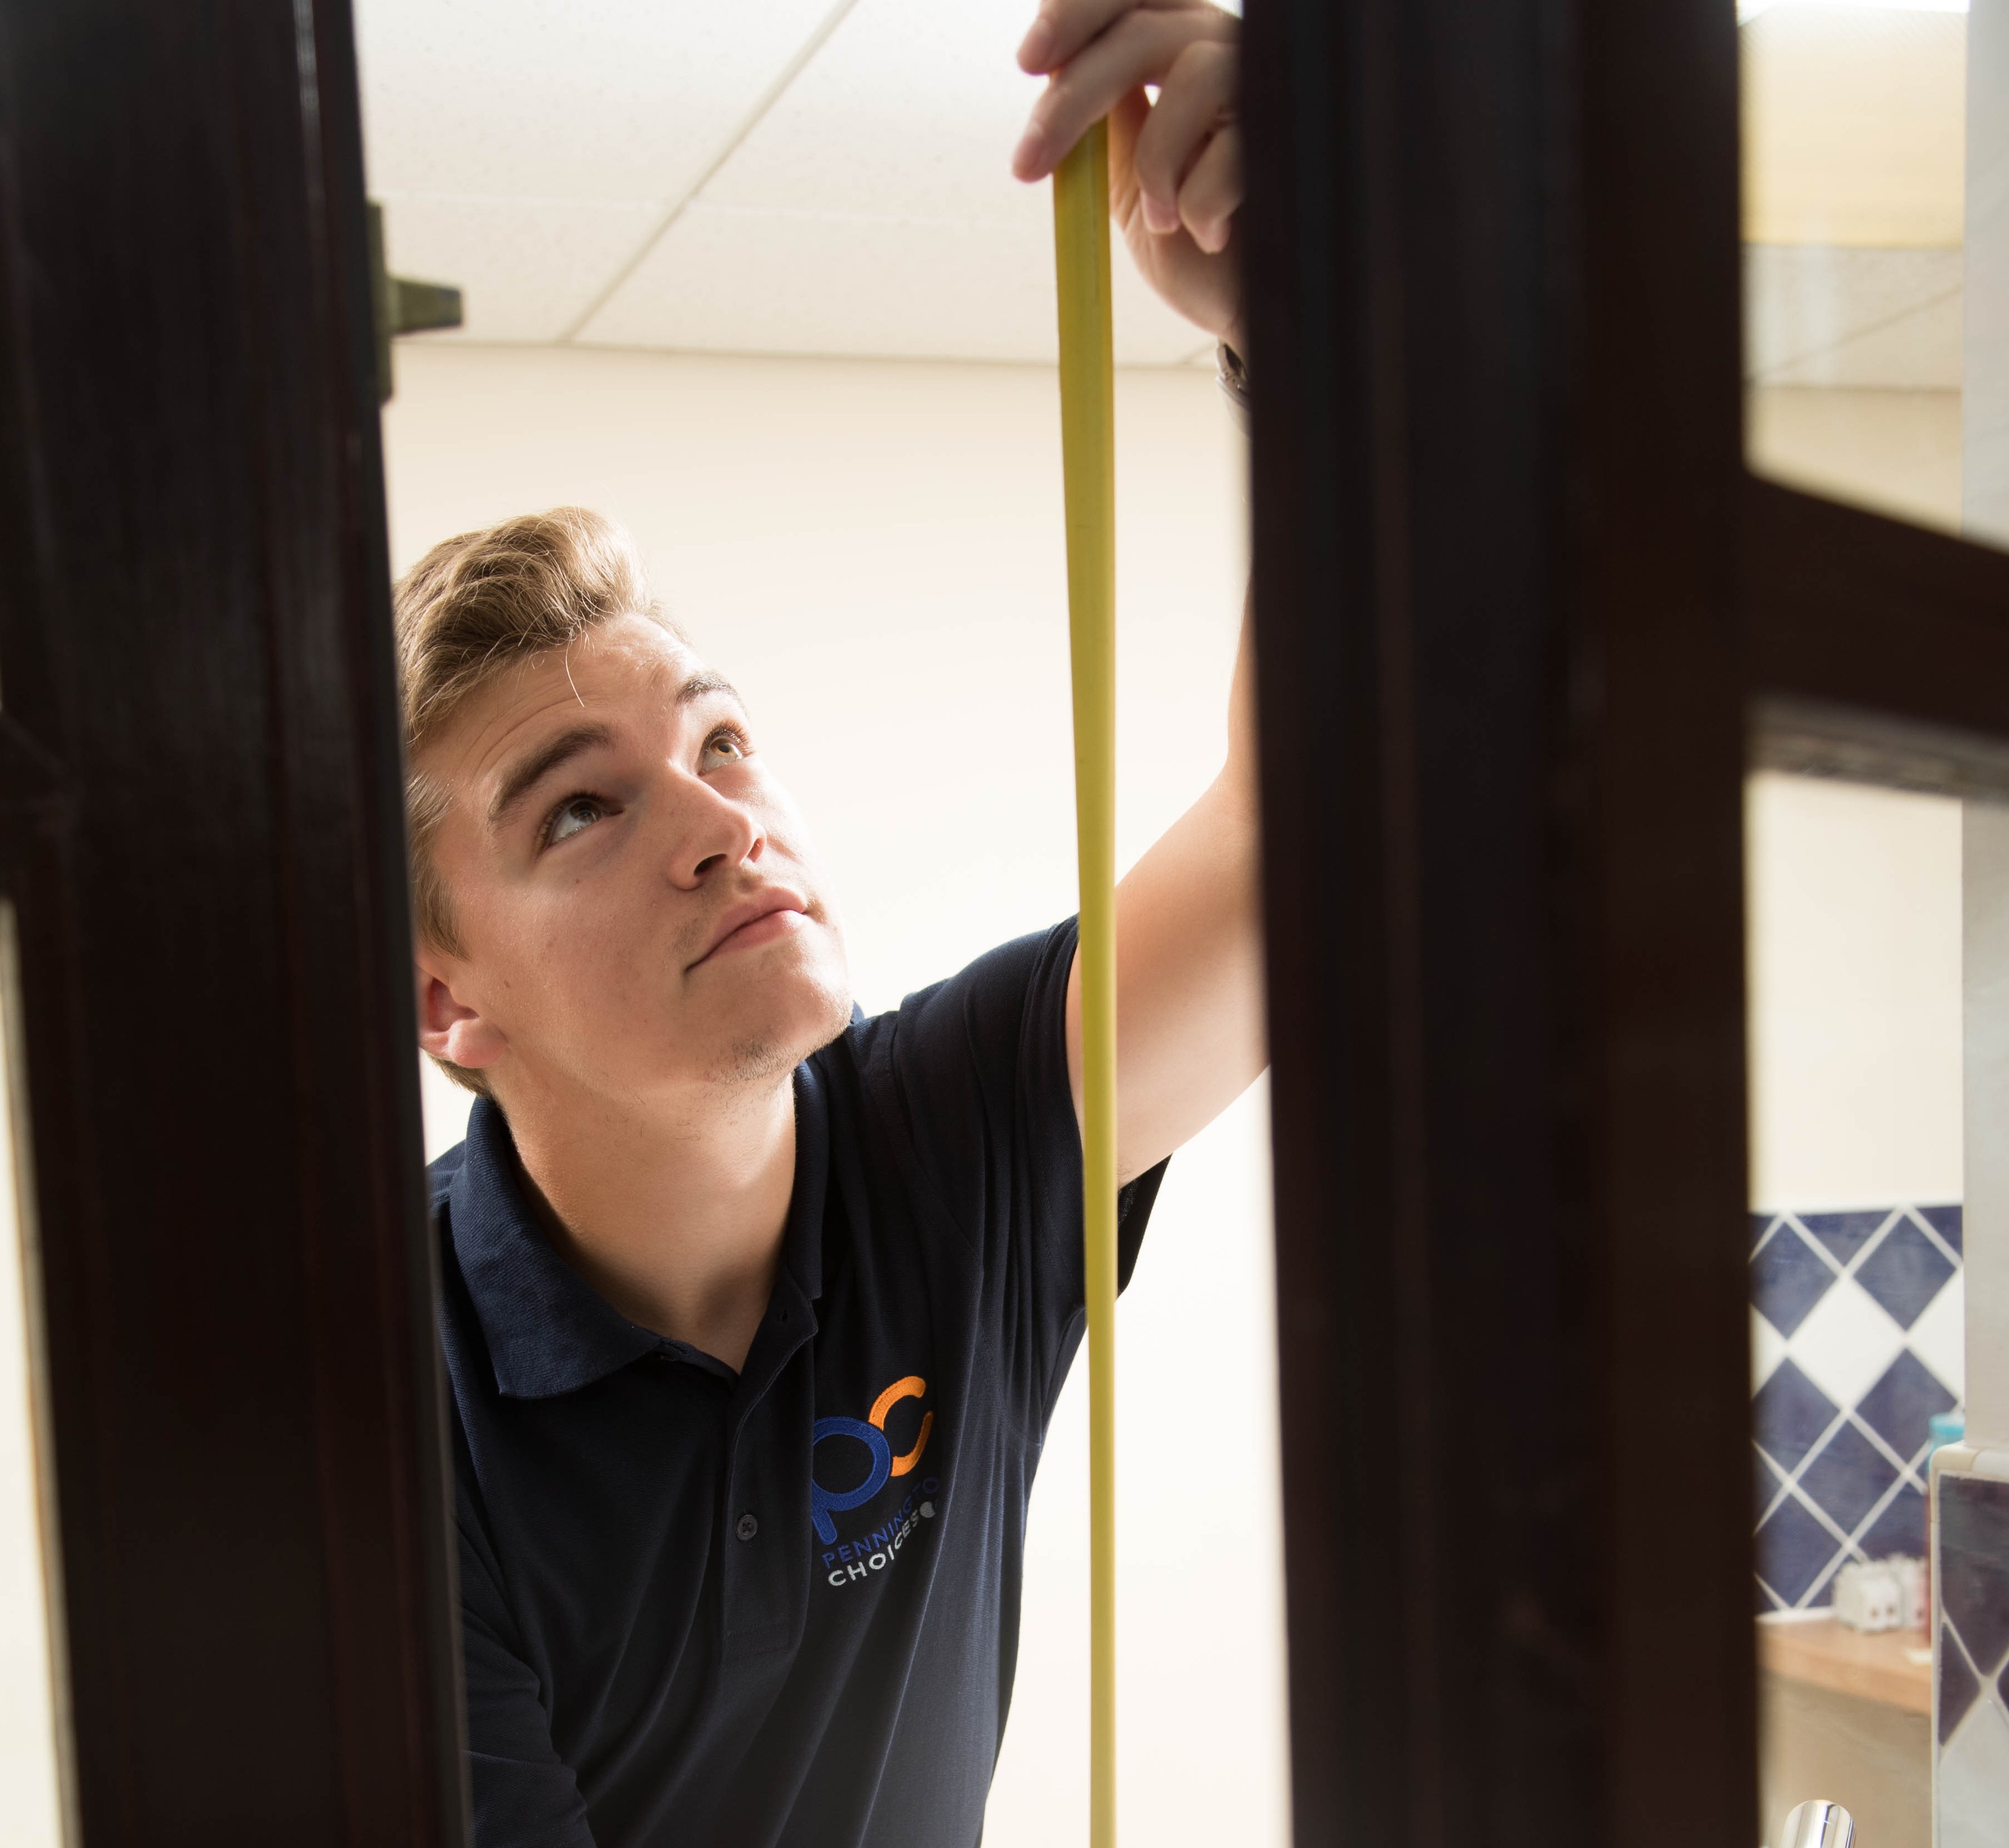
[1245,0,1754,1841]
[6,0,1999,1843]
[1248,0,2009,1844]
[1745,477,2009,778]
[0,2,464,1841]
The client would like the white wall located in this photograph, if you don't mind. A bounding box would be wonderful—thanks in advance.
[1748,387,1962,536]
[1746,770,1965,1211]
[0,918,64,1846]
[381,342,1290,1846]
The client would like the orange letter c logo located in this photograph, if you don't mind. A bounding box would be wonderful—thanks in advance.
[868,1375,932,1477]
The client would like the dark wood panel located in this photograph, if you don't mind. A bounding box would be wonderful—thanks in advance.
[1745,474,2009,751]
[1244,0,1755,1840]
[1576,4,1757,1839]
[0,2,463,1841]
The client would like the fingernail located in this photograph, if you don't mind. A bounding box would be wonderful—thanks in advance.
[1019,16,1054,69]
[1143,193,1178,234]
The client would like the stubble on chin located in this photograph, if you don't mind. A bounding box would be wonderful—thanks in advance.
[699,974,852,1088]
[701,1036,799,1087]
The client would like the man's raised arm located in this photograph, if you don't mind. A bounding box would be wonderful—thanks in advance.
[1014,0,1262,1180]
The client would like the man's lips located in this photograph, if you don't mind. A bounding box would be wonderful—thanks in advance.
[689,890,810,969]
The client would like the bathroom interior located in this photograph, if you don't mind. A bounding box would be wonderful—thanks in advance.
[1,1,2008,1844]
[1744,2,2007,1833]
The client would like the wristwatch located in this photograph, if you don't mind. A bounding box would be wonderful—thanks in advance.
[1216,341,1250,425]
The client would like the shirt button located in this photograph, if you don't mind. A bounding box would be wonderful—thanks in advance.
[736,1513,759,1542]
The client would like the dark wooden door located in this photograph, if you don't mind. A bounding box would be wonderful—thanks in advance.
[0,2,464,1841]
[13,1,2001,1842]
[1245,1,1754,1843]
[1247,0,2009,1844]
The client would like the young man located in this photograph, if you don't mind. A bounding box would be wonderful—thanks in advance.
[405,3,1256,1841]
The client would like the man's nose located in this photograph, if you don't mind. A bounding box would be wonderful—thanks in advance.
[664,771,764,888]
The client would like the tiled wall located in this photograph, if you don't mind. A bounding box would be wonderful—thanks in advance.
[1750,1204,1965,1611]
[1936,1470,2009,1844]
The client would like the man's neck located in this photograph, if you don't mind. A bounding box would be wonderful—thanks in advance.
[502,1074,798,1374]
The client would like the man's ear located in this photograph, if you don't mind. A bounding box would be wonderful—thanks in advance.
[414,951,507,1074]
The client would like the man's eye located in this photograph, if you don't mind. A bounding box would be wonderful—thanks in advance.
[704,729,748,765]
[546,796,606,847]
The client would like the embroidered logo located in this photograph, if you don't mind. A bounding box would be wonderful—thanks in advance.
[812,1374,940,1586]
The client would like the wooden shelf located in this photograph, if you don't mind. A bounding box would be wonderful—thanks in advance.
[1759,1616,1934,1715]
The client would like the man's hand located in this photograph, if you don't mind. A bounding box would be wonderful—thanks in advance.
[1013,0,1243,353]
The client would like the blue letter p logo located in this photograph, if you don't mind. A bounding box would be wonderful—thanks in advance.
[810,1416,892,1544]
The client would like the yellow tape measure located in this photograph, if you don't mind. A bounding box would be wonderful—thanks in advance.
[1052,119,1118,1848]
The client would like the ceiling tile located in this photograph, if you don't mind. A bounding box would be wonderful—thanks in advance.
[1760,288,1963,389]
[358,0,1231,362]
[579,200,1047,359]
[1746,244,1964,388]
[696,0,1045,218]
[378,193,666,342]
[579,199,1205,362]
[353,0,840,201]
[577,0,1214,363]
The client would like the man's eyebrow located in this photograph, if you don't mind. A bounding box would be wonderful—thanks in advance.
[676,670,740,707]
[486,723,616,832]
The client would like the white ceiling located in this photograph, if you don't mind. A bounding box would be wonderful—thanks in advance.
[1745,245,1962,387]
[1741,2,1968,390]
[354,0,1214,365]
[359,0,1971,381]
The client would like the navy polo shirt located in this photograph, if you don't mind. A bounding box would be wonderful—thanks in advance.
[432,919,1165,1847]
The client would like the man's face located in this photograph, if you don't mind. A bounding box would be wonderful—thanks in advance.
[413,613,851,1108]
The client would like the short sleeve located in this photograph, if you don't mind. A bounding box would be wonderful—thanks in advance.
[849,918,1167,1419]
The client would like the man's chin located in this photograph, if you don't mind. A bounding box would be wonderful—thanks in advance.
[698,977,852,1087]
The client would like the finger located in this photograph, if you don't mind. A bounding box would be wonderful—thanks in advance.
[1105,84,1153,230]
[1019,0,1129,74]
[1019,0,1218,75]
[1131,39,1236,236]
[1176,124,1243,254]
[1013,8,1230,181]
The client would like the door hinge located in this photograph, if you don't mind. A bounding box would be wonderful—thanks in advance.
[366,202,464,403]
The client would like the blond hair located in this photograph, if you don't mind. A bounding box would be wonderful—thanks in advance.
[395,506,681,1092]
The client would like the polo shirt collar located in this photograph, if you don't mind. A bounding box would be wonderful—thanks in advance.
[449,1064,830,1401]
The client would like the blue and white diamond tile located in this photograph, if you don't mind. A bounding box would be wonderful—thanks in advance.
[1754,1360,1840,1475]
[1749,1202,1963,1611]
[1855,1215,1956,1329]
[1799,1207,1894,1271]
[1790,1268,1905,1409]
[1757,1490,1848,1608]
[1918,1202,1963,1257]
[1858,1481,1925,1560]
[1755,1447,1786,1525]
[1940,1625,1982,1747]
[1941,1475,2009,1683]
[1751,1306,1787,1391]
[1856,1350,1957,1466]
[1797,1421,1899,1536]
[1936,1473,2009,1846]
[1750,1217,1843,1339]
[1910,1273,1966,1409]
